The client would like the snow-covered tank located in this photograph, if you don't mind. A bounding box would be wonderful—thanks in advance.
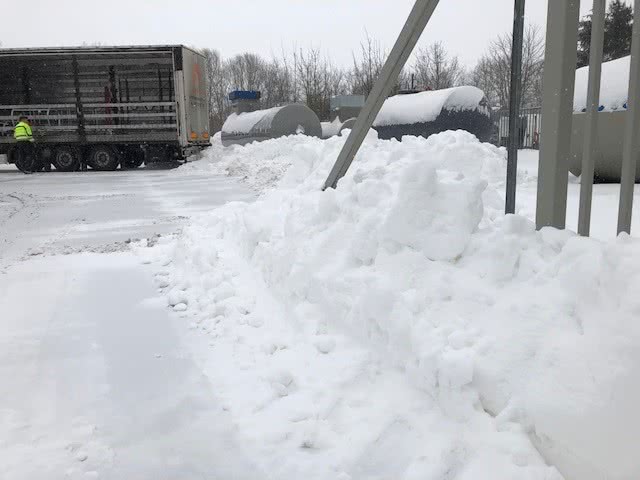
[372,86,493,142]
[569,56,640,182]
[221,103,322,147]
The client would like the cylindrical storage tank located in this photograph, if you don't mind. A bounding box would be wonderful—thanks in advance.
[221,104,322,147]
[570,56,640,182]
[372,86,493,143]
[569,111,640,182]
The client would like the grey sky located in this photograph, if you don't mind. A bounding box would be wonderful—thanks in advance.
[0,1,601,68]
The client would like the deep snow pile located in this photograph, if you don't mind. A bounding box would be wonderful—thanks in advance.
[574,55,629,112]
[180,132,328,192]
[148,131,640,480]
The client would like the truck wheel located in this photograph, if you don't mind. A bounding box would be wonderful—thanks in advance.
[53,147,80,172]
[14,151,37,173]
[122,149,145,169]
[89,145,119,171]
[10,146,37,173]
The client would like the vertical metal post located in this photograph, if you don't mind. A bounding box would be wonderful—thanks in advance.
[536,0,581,230]
[617,0,640,234]
[323,0,441,190]
[577,0,606,236]
[72,56,86,144]
[505,0,526,215]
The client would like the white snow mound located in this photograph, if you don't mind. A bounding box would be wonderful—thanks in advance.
[152,131,640,480]
[373,86,487,127]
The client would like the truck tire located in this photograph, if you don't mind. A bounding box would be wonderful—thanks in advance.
[14,151,36,173]
[53,146,80,172]
[89,145,119,171]
[10,145,38,173]
[122,148,145,169]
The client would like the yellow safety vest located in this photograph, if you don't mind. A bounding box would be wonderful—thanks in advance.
[14,121,33,142]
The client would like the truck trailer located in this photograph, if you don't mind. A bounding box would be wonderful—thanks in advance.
[0,45,210,171]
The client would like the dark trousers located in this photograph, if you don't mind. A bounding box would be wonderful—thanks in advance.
[13,142,37,173]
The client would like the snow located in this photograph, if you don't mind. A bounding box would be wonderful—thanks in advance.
[574,55,630,112]
[0,168,260,479]
[145,131,640,480]
[321,117,345,138]
[222,106,284,134]
[4,131,640,480]
[373,86,488,127]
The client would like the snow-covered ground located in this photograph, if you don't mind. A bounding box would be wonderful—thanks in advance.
[0,167,263,479]
[145,131,640,480]
[3,131,640,480]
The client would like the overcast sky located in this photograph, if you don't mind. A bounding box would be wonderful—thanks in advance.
[1,1,601,68]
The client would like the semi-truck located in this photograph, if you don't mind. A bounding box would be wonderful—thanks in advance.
[0,45,211,171]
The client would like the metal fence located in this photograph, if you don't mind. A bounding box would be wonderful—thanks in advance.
[537,0,638,236]
[493,107,541,150]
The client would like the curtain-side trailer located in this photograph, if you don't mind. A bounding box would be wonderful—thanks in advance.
[0,45,210,171]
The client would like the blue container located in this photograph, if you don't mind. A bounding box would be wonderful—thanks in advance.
[229,90,261,101]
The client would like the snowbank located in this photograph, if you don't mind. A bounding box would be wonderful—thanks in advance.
[147,132,640,480]
[373,86,487,127]
[321,118,344,138]
[222,106,284,134]
[574,56,629,112]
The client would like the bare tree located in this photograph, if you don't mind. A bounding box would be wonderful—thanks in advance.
[467,56,498,106]
[261,55,295,108]
[349,33,385,97]
[199,44,355,129]
[470,25,544,109]
[201,48,230,133]
[413,42,464,90]
[226,53,266,91]
[348,32,409,98]
[295,47,344,120]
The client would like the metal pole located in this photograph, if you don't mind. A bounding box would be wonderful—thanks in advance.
[323,0,441,190]
[617,0,640,234]
[505,0,526,215]
[536,0,580,230]
[577,0,606,237]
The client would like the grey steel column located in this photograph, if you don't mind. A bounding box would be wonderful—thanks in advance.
[536,0,580,230]
[617,0,640,234]
[323,0,440,190]
[505,0,526,215]
[577,0,606,237]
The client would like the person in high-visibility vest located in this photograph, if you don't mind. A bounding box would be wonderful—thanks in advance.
[14,116,34,143]
[12,116,48,172]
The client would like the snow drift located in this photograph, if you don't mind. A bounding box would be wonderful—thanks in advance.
[147,131,640,480]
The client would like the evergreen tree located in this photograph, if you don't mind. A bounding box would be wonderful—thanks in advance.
[577,14,593,67]
[577,0,633,67]
[605,0,633,60]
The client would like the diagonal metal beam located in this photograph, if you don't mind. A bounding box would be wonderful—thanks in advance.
[323,0,441,190]
[617,0,640,234]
